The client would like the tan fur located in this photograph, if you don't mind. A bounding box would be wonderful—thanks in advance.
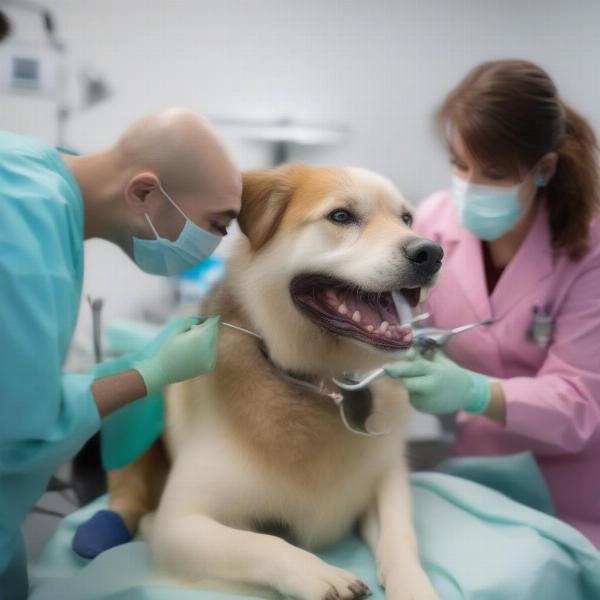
[170,282,402,499]
[107,164,440,600]
[107,439,168,533]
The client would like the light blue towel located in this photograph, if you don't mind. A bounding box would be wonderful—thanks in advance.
[29,454,600,600]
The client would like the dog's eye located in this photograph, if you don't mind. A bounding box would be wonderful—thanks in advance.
[401,212,413,227]
[328,209,355,224]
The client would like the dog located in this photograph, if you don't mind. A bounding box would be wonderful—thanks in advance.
[107,163,443,600]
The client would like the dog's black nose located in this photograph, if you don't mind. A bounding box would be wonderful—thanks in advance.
[403,238,443,274]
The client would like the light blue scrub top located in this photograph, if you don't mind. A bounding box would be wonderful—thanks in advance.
[0,131,100,599]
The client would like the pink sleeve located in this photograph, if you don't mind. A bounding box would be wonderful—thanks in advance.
[501,259,600,454]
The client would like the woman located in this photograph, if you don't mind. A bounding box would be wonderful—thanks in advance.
[386,60,600,547]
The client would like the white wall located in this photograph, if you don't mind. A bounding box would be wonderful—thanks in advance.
[3,0,600,367]
[46,0,600,197]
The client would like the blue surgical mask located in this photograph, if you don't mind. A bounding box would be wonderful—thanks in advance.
[451,173,542,241]
[133,185,221,276]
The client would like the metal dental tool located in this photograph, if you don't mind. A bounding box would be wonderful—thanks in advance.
[412,318,495,359]
[214,318,393,436]
[331,312,430,391]
[332,317,495,389]
[211,312,492,437]
[332,367,388,391]
[220,321,263,339]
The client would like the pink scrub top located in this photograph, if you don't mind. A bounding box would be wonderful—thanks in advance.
[416,190,600,547]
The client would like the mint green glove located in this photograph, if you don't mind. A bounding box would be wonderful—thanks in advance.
[384,351,491,415]
[132,315,220,396]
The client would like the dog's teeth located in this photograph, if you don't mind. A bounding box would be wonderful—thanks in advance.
[366,325,374,332]
[419,288,430,304]
[352,310,361,323]
[379,321,389,333]
[338,303,348,315]
[384,331,392,338]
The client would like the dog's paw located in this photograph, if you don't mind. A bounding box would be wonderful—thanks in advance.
[384,567,439,600]
[281,557,372,600]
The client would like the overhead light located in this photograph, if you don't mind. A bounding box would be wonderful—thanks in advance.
[211,116,351,165]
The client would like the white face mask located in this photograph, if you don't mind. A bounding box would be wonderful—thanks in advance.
[451,171,546,241]
[132,184,221,276]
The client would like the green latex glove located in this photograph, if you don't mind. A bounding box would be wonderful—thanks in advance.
[132,315,220,396]
[384,350,491,415]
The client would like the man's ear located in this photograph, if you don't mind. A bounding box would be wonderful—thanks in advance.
[238,163,304,251]
[125,172,161,214]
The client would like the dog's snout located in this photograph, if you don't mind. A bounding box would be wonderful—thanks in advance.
[403,238,443,274]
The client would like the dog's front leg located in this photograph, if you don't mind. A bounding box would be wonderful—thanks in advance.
[360,465,439,600]
[107,439,168,534]
[152,513,371,600]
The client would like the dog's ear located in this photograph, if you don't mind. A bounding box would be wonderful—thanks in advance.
[238,164,304,251]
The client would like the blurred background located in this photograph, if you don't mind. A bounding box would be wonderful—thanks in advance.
[2,0,599,557]
[2,0,599,365]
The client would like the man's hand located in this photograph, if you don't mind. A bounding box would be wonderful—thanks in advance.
[133,315,221,397]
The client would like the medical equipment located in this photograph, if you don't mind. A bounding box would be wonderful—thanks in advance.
[196,315,495,435]
[0,1,64,97]
[332,317,495,391]
[86,295,104,364]
[527,305,553,347]
[219,315,425,436]
[0,1,112,145]
[411,318,495,358]
[220,315,430,341]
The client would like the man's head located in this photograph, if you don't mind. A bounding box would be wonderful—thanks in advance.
[71,108,241,270]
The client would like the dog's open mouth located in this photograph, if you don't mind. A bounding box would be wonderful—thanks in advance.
[290,274,424,351]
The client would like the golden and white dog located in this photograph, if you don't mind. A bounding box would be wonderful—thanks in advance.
[107,163,443,600]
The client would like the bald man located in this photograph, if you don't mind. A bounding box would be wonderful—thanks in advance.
[0,109,241,599]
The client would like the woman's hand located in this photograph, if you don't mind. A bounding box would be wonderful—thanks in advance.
[384,350,492,415]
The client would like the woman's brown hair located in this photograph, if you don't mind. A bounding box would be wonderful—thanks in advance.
[437,59,600,259]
